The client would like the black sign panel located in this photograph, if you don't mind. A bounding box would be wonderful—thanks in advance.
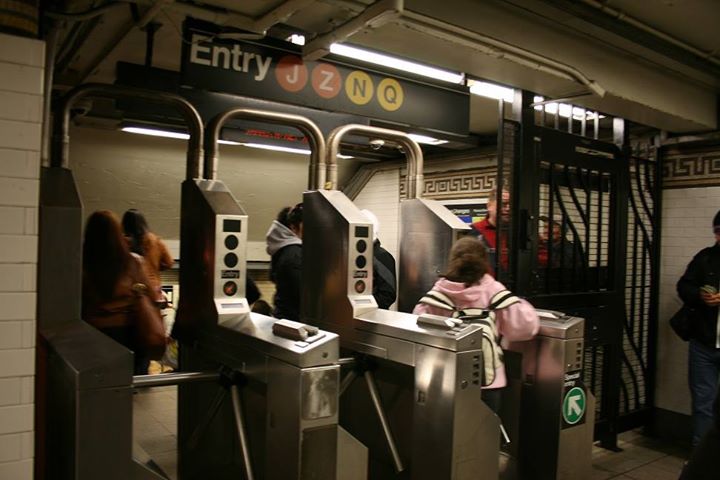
[180,18,469,136]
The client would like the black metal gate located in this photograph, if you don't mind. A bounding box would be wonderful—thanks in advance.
[499,104,658,446]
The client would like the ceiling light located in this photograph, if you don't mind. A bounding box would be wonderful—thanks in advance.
[329,43,464,84]
[532,96,605,120]
[242,143,353,159]
[407,133,448,145]
[469,80,514,102]
[288,34,305,46]
[122,126,352,157]
[122,126,189,140]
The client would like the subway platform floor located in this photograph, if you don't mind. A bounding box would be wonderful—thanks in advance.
[134,386,688,480]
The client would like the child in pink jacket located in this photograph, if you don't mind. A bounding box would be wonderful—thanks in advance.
[413,237,539,411]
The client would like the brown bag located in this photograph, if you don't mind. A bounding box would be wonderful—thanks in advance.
[129,258,167,360]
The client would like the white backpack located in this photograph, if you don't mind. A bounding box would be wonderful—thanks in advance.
[417,289,521,386]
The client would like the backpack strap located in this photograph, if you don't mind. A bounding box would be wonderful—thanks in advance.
[488,290,521,310]
[417,290,456,312]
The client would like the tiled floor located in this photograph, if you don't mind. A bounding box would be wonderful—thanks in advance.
[134,386,688,480]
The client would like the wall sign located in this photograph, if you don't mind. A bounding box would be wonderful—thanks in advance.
[181,18,470,136]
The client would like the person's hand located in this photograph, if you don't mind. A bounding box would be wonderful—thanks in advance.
[701,292,720,306]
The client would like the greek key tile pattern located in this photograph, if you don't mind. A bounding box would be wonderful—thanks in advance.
[400,167,497,199]
[663,147,720,188]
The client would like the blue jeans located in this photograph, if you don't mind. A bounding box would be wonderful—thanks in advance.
[689,340,720,445]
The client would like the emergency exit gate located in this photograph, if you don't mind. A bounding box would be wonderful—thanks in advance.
[499,98,659,447]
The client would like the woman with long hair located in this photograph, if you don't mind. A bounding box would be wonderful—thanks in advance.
[413,236,539,412]
[82,210,159,374]
[122,209,173,304]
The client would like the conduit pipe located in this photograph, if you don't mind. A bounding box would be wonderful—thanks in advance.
[77,0,311,81]
[52,83,204,180]
[205,108,327,190]
[579,0,720,68]
[303,0,403,61]
[399,10,605,97]
[319,0,605,97]
[325,124,423,198]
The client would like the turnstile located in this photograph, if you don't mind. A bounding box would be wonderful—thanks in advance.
[37,83,204,480]
[174,109,341,480]
[303,125,500,479]
[397,198,470,313]
[501,311,595,480]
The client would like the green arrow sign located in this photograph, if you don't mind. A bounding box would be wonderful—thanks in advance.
[562,386,586,425]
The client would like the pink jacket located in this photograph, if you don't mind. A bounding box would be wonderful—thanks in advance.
[413,274,539,388]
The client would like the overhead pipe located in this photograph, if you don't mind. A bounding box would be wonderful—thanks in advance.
[318,0,605,97]
[579,0,720,67]
[325,124,423,198]
[52,83,204,180]
[303,0,403,61]
[40,26,61,168]
[399,11,605,97]
[77,0,311,82]
[127,0,313,34]
[45,2,127,21]
[205,109,327,190]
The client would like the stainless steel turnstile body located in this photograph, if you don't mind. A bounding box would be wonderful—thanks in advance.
[37,84,205,480]
[502,311,595,480]
[398,198,470,313]
[303,188,499,480]
[175,177,340,480]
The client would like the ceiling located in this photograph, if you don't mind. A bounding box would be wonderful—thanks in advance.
[46,0,720,144]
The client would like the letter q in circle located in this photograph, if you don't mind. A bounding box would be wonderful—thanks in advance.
[377,78,404,112]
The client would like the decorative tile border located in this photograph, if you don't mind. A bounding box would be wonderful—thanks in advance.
[400,167,497,199]
[663,147,720,189]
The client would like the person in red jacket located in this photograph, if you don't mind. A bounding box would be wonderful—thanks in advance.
[471,187,510,273]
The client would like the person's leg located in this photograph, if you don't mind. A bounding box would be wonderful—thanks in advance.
[482,388,502,415]
[688,340,720,445]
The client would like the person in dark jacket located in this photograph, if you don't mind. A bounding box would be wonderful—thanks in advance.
[266,204,303,321]
[677,210,720,445]
[361,209,397,309]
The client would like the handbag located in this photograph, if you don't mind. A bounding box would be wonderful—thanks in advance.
[129,258,167,360]
[669,305,692,341]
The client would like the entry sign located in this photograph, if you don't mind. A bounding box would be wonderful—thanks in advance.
[562,370,587,429]
[180,18,470,136]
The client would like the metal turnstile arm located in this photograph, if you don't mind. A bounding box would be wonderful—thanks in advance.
[364,370,405,474]
[230,384,255,480]
[340,370,358,396]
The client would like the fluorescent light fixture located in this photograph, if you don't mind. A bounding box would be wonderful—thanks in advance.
[407,133,448,145]
[242,142,353,159]
[329,43,464,84]
[469,80,515,102]
[288,34,305,46]
[533,96,605,120]
[122,126,189,140]
[122,126,354,157]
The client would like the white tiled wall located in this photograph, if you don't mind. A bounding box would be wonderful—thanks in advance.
[0,32,44,480]
[656,186,720,414]
[353,168,401,260]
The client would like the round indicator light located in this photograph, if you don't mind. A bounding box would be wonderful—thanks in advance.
[224,253,238,268]
[356,239,367,253]
[224,235,239,250]
[223,281,238,296]
[354,280,366,294]
[355,255,367,269]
